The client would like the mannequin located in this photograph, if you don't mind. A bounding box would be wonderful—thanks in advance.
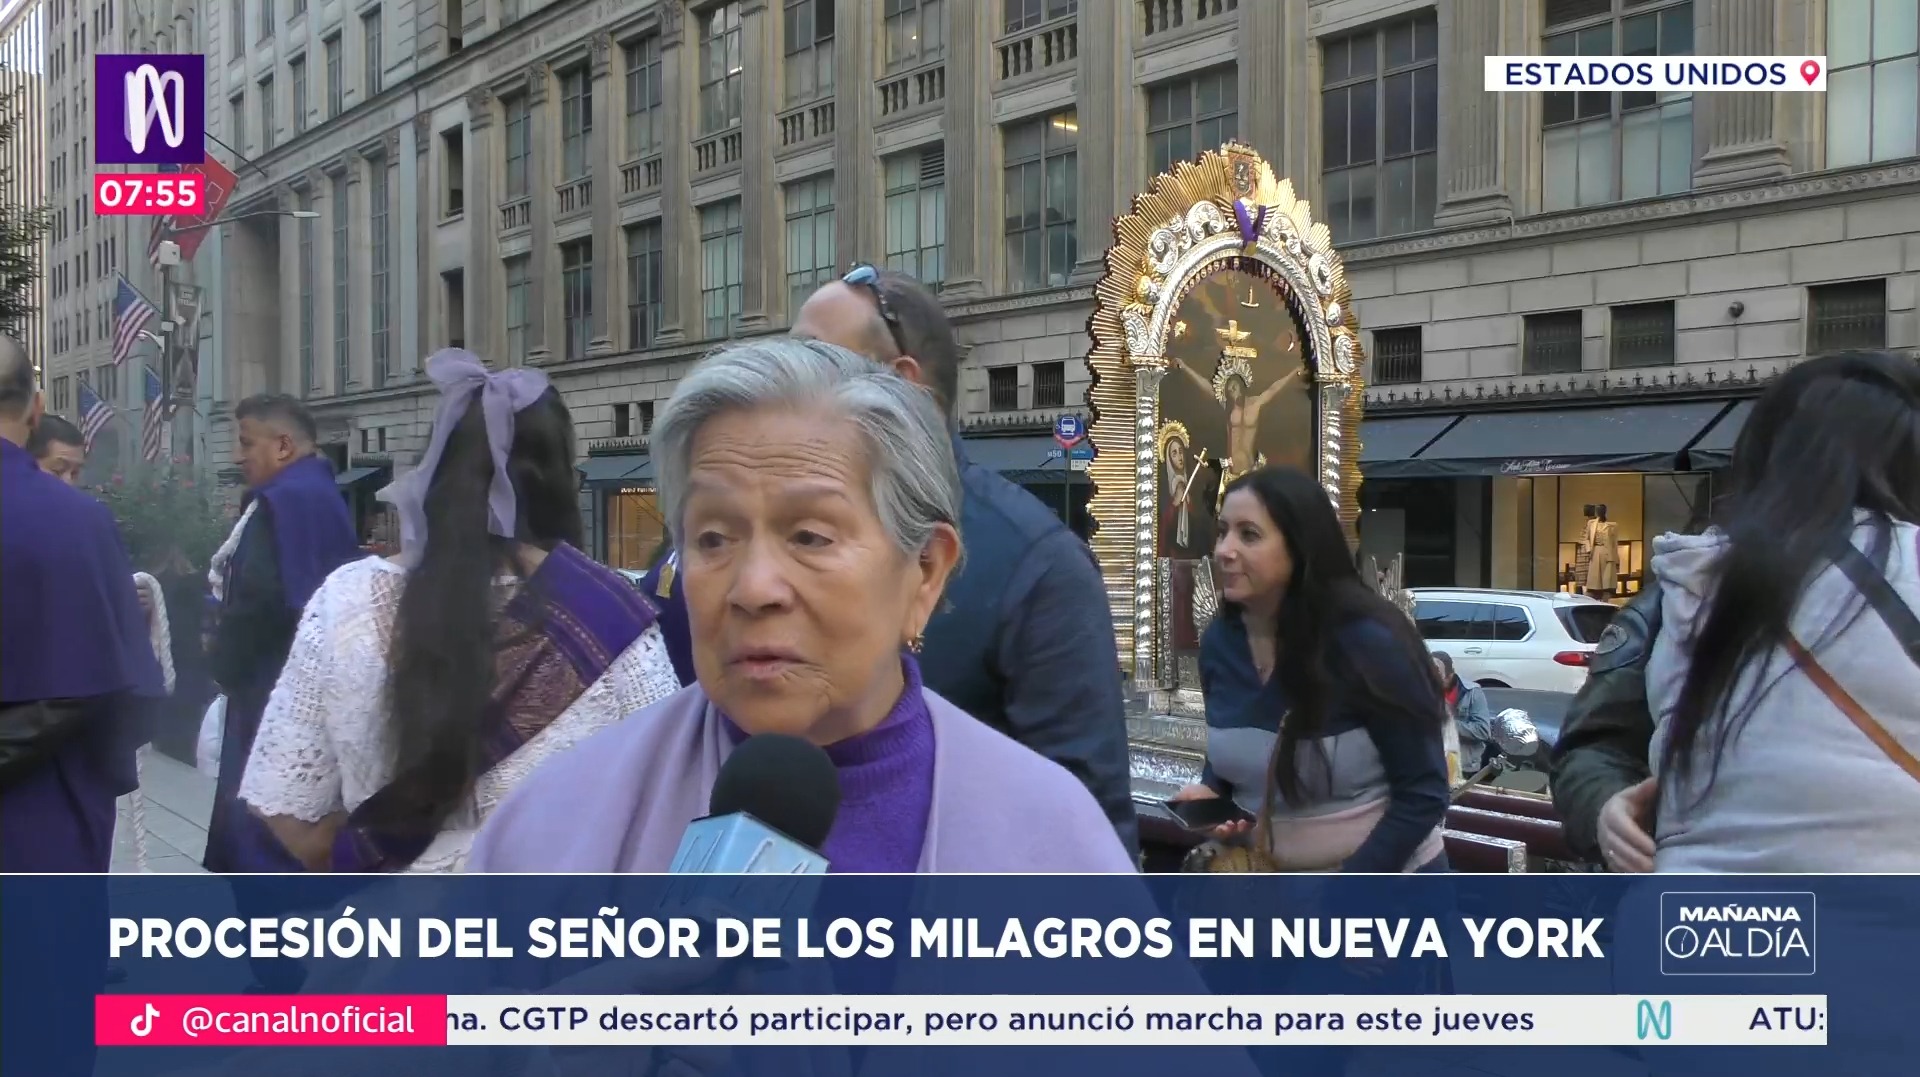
[1584,503,1620,600]
[1572,504,1595,592]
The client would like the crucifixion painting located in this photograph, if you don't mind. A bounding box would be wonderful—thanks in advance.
[1164,269,1312,510]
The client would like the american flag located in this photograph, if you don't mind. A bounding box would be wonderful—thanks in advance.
[111,276,159,367]
[142,364,168,462]
[78,380,114,453]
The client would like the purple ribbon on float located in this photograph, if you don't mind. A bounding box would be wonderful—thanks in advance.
[377,348,551,568]
[1233,199,1268,246]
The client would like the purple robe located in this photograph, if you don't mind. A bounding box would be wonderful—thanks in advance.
[206,454,360,872]
[468,681,1135,873]
[1,439,164,872]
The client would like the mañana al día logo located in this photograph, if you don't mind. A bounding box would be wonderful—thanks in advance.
[1659,893,1816,976]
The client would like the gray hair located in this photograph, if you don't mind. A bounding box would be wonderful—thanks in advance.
[652,337,963,563]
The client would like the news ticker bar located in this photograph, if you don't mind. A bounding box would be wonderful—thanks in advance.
[96,994,1827,1048]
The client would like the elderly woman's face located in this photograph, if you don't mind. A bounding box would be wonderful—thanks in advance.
[678,406,959,743]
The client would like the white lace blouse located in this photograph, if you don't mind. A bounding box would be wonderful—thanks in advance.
[237,556,682,873]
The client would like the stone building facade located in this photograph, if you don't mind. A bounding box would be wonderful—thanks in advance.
[2,0,48,366]
[189,0,1917,576]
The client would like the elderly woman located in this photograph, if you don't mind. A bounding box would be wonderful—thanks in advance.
[469,339,1133,872]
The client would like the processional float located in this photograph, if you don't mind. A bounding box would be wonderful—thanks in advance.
[1081,143,1370,799]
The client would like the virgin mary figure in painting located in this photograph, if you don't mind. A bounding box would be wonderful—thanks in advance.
[1157,421,1213,560]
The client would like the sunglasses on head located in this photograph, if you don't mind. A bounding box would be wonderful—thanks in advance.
[843,263,908,358]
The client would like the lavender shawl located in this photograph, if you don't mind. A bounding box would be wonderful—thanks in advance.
[468,683,1135,873]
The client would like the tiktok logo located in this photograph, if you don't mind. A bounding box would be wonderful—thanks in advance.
[129,1003,160,1038]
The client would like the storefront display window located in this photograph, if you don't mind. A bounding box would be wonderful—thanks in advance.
[1489,471,1710,603]
[603,488,667,570]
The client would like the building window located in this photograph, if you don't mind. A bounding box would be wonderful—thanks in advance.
[783,0,835,105]
[293,0,305,15]
[229,93,245,153]
[1003,109,1078,291]
[784,174,836,315]
[883,0,944,69]
[442,127,464,216]
[325,34,343,117]
[1523,310,1584,375]
[638,399,655,432]
[331,172,349,389]
[626,221,663,349]
[988,366,1019,411]
[505,256,530,360]
[1608,301,1674,368]
[230,0,244,53]
[884,145,946,286]
[503,93,531,199]
[1004,0,1074,34]
[1541,0,1693,212]
[259,75,274,151]
[257,0,271,41]
[1371,326,1421,384]
[52,376,70,413]
[290,56,307,134]
[369,159,390,386]
[1808,279,1889,353]
[1827,0,1919,168]
[624,35,663,159]
[699,2,744,136]
[612,403,630,438]
[561,238,593,360]
[444,269,465,349]
[700,199,744,339]
[560,66,593,180]
[298,190,315,394]
[1032,361,1065,409]
[1321,12,1437,244]
[363,8,382,97]
[1147,66,1237,174]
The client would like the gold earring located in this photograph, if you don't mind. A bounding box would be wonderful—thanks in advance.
[906,632,925,654]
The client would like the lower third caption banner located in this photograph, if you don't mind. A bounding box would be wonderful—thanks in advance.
[95,994,1827,1048]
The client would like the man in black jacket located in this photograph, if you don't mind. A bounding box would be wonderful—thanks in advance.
[1550,581,1661,872]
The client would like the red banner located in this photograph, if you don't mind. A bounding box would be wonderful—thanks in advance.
[146,153,238,263]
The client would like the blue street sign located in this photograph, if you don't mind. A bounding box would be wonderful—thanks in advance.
[1052,414,1084,446]
[1068,443,1096,461]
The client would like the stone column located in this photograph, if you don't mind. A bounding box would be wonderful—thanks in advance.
[736,0,782,331]
[834,0,881,282]
[524,61,556,362]
[1692,0,1791,186]
[278,194,300,394]
[345,161,368,389]
[465,87,501,363]
[586,32,619,354]
[1071,3,1141,283]
[654,1,698,345]
[400,120,425,374]
[1237,1,1310,178]
[1435,0,1513,226]
[939,0,994,301]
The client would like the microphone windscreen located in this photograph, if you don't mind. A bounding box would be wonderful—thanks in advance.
[708,734,841,851]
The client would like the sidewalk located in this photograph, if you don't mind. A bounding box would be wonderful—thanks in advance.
[111,750,213,873]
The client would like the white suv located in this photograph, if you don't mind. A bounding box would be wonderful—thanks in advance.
[1408,588,1619,694]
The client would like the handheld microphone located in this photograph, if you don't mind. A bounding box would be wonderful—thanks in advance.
[661,734,842,920]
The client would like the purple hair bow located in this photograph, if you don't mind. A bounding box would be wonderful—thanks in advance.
[377,349,551,567]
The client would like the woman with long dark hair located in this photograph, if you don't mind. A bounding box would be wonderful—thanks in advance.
[236,350,681,872]
[1647,350,1920,871]
[1169,466,1451,871]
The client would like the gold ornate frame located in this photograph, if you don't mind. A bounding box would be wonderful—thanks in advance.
[1085,143,1368,687]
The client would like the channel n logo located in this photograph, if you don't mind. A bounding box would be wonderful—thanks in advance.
[93,55,205,165]
[123,64,187,155]
[1636,999,1673,1041]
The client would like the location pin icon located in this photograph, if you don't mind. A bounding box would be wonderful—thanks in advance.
[1800,60,1822,85]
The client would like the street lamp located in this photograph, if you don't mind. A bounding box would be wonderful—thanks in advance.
[152,209,321,421]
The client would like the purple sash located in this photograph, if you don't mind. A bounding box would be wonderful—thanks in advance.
[328,544,658,872]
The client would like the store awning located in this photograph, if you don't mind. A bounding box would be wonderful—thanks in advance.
[577,455,653,487]
[1685,400,1753,471]
[1385,401,1734,478]
[335,466,385,489]
[1359,415,1464,479]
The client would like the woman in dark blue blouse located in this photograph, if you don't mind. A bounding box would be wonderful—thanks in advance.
[1169,466,1451,872]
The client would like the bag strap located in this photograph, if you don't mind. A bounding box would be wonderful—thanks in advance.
[1782,534,1920,784]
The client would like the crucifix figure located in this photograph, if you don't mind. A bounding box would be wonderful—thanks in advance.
[1169,316,1306,509]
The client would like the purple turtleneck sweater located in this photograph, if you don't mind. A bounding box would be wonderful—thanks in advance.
[723,657,935,872]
